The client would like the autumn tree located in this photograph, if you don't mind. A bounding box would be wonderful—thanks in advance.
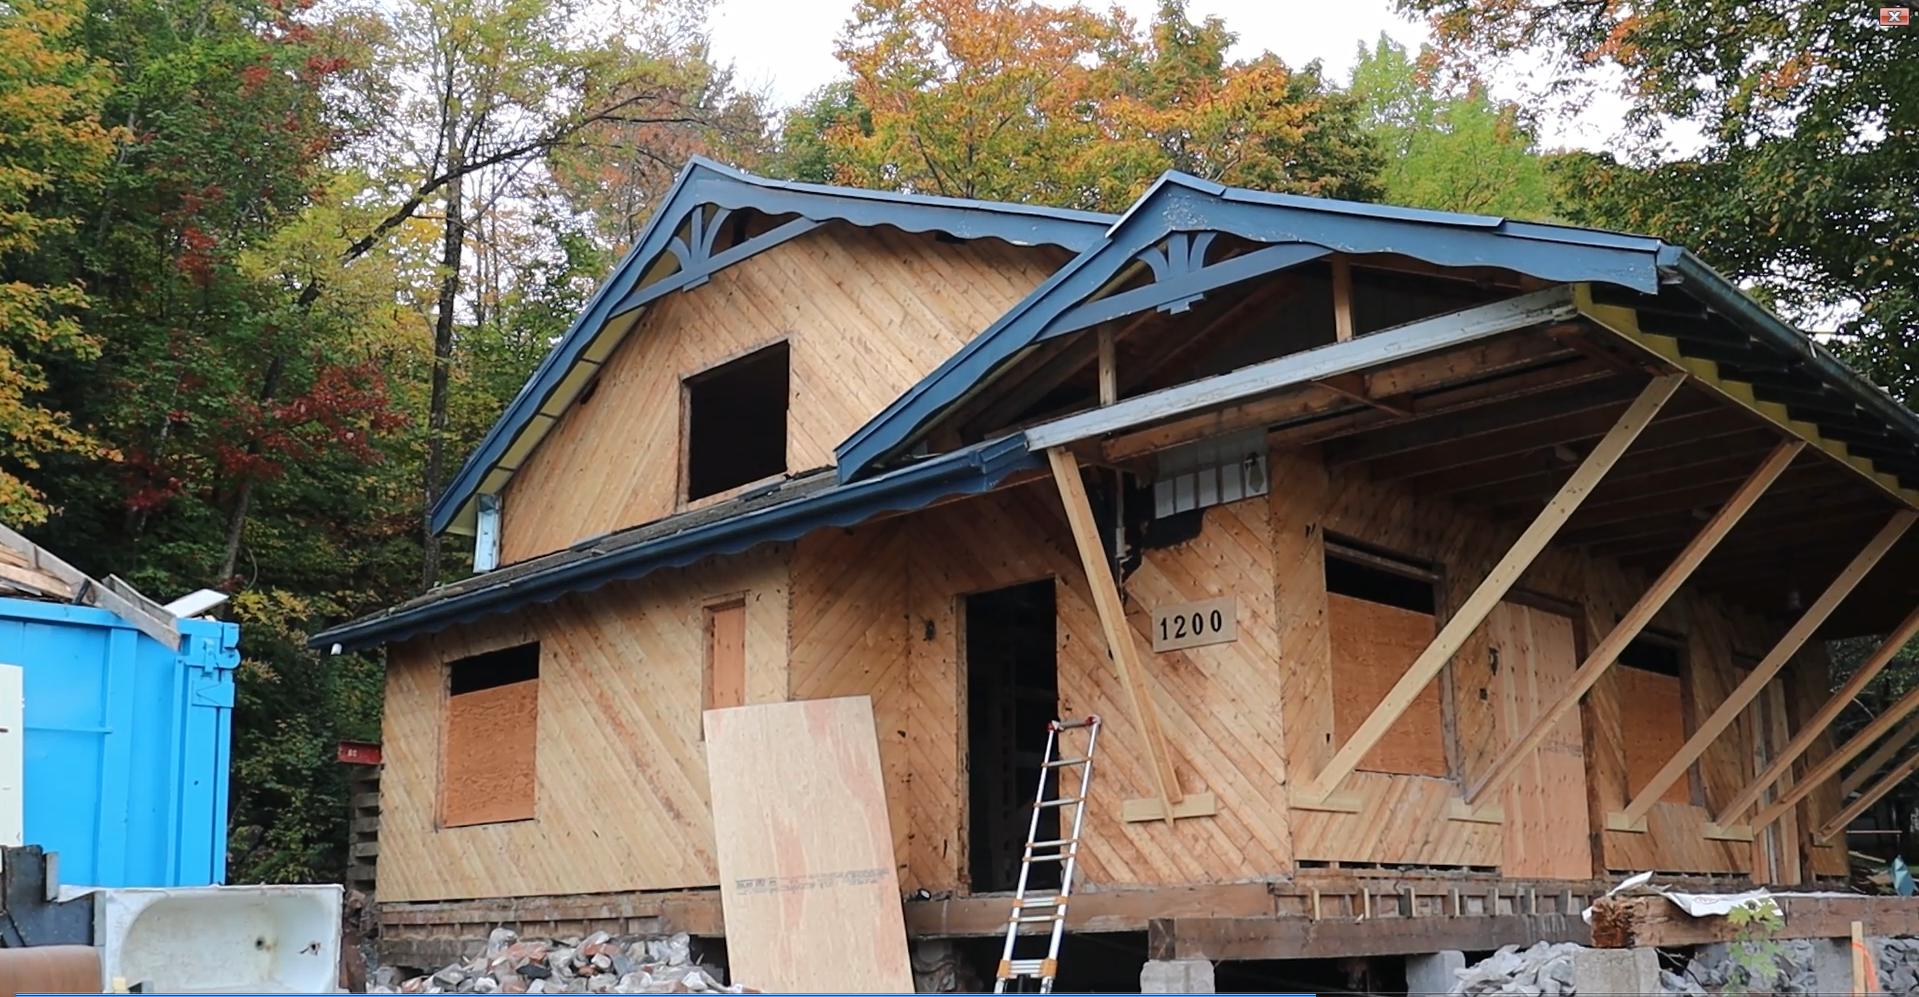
[0,0,115,524]
[816,0,1382,211]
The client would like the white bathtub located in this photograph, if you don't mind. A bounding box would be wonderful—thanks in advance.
[94,884,342,993]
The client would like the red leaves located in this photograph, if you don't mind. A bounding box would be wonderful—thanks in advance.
[177,225,217,285]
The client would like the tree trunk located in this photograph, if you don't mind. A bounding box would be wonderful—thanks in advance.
[421,149,465,589]
[218,354,286,584]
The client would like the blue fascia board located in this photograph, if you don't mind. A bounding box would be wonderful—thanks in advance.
[427,158,1115,536]
[1657,248,1919,450]
[318,434,1039,651]
[836,174,1670,481]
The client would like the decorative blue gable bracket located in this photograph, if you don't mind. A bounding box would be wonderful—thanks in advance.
[426,156,1113,538]
[835,172,1674,482]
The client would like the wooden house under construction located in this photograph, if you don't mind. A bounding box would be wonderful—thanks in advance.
[316,159,1919,990]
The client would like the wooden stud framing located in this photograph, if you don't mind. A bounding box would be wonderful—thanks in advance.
[1752,680,1919,831]
[1842,717,1919,796]
[1295,373,1685,804]
[1819,750,1919,844]
[1331,256,1355,343]
[1717,601,1919,821]
[1465,441,1804,805]
[1617,510,1917,826]
[1097,327,1118,406]
[1046,446,1186,819]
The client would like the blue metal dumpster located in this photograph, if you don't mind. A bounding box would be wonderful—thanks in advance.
[0,597,239,887]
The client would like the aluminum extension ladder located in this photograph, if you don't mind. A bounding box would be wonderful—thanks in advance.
[993,714,1101,994]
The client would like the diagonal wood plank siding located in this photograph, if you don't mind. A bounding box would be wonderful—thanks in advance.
[383,444,1851,903]
[498,226,1067,564]
[379,550,788,902]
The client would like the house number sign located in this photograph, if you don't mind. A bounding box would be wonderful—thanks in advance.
[1151,596,1237,652]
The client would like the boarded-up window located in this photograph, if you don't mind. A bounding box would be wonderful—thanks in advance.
[442,643,539,827]
[705,599,747,713]
[1617,636,1691,806]
[1326,546,1448,777]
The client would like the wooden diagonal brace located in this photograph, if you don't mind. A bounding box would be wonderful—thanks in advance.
[1046,447,1184,817]
[1818,750,1919,843]
[1718,601,1919,822]
[1296,373,1685,804]
[1466,440,1803,805]
[1751,681,1919,832]
[1617,510,1916,826]
[1844,717,1919,796]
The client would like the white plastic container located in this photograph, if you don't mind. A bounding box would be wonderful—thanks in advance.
[94,884,342,993]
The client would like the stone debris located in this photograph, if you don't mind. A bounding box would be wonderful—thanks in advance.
[1448,942,1582,997]
[1448,935,1919,996]
[373,931,751,995]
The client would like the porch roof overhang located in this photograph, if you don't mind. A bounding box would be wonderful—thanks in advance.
[835,173,1919,513]
[313,434,1041,652]
[426,157,1113,539]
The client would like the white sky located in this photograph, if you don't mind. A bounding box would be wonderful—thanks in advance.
[705,0,1636,152]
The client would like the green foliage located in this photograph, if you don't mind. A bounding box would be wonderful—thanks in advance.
[1725,898,1785,994]
[1348,34,1555,218]
[0,0,115,523]
[1401,0,1919,407]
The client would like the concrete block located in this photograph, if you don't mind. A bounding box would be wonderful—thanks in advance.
[1406,949,1466,995]
[1140,958,1216,994]
[1811,936,1892,996]
[1572,947,1659,996]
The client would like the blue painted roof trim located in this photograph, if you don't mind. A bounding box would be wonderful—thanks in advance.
[835,172,1668,480]
[427,157,1115,536]
[317,434,1040,650]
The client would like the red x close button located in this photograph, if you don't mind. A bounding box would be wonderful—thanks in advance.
[1883,7,1912,25]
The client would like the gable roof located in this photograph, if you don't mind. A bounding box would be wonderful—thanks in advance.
[428,157,1115,537]
[834,172,1919,494]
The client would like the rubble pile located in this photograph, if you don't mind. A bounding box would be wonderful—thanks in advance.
[1447,941,1581,996]
[1878,937,1919,995]
[1660,939,1817,995]
[372,930,751,994]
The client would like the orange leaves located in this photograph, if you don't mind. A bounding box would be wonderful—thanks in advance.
[826,0,1379,209]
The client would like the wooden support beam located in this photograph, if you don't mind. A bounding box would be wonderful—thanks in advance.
[1751,684,1919,832]
[1617,510,1917,826]
[1045,447,1185,817]
[1097,327,1117,406]
[1025,285,1580,452]
[1818,749,1919,843]
[1331,256,1354,343]
[1311,373,1411,417]
[1591,893,1919,949]
[1718,601,1919,821]
[1842,716,1919,796]
[1151,913,1590,962]
[0,523,178,648]
[1465,441,1804,805]
[1296,373,1685,803]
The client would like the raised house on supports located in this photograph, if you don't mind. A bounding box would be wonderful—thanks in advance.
[315,159,1919,991]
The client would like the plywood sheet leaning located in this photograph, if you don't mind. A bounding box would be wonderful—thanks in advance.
[1487,602,1589,879]
[702,696,913,994]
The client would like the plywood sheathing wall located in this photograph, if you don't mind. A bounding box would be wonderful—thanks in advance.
[790,482,1294,894]
[498,225,1068,564]
[385,449,1851,904]
[378,549,789,902]
[1270,449,1842,878]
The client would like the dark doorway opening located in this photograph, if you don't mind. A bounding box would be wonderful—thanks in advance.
[966,579,1060,894]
